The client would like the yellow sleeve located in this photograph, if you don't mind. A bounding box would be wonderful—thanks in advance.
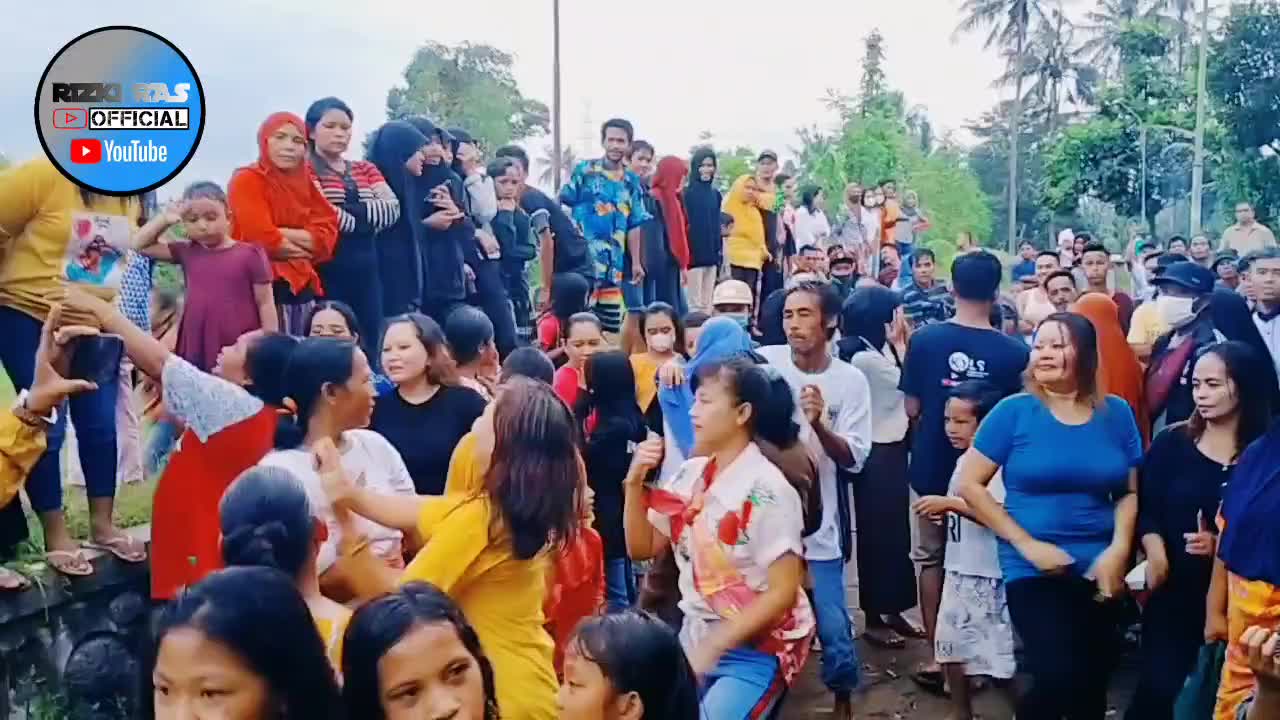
[0,411,48,508]
[401,496,491,595]
[443,432,483,496]
[0,160,58,241]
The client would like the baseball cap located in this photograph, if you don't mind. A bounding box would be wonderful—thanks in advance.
[786,272,821,288]
[757,149,778,163]
[1152,261,1215,295]
[1212,251,1239,271]
[712,279,753,306]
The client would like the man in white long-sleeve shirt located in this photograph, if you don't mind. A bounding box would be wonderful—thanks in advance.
[758,280,872,720]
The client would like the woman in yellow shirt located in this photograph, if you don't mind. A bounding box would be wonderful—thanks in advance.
[723,175,773,299]
[321,377,584,720]
[218,465,352,675]
[0,158,145,577]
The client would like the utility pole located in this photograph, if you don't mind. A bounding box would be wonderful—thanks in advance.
[1190,0,1210,236]
[551,0,562,190]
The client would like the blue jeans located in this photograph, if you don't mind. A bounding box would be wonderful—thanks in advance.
[604,556,636,613]
[699,646,784,720]
[0,307,119,512]
[809,558,861,695]
[897,241,915,287]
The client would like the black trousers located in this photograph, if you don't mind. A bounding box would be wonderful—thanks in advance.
[1006,575,1122,720]
[1125,571,1211,720]
[468,258,518,358]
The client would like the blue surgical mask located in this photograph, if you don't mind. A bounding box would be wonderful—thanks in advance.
[728,313,751,330]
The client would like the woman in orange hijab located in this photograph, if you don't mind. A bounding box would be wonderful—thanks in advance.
[229,112,338,336]
[1074,292,1151,445]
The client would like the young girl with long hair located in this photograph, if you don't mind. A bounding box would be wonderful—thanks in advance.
[141,566,342,720]
[558,610,700,720]
[553,312,607,408]
[342,583,499,720]
[623,358,814,719]
[630,302,686,416]
[580,351,648,612]
[135,181,277,372]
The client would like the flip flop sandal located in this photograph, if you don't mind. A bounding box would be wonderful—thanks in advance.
[83,536,146,564]
[885,615,927,639]
[0,566,31,591]
[45,550,94,577]
[863,627,906,649]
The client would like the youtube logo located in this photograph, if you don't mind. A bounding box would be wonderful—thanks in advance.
[71,139,102,164]
[52,107,86,129]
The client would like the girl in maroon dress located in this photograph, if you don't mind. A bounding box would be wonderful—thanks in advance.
[135,181,278,372]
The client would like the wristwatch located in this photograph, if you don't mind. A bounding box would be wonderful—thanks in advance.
[11,390,58,428]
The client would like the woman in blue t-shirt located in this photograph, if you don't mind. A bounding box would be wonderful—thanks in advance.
[957,312,1142,719]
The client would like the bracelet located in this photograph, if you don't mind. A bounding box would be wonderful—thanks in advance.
[12,390,57,428]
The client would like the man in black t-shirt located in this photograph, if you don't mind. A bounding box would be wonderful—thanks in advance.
[899,250,1030,689]
[494,145,592,309]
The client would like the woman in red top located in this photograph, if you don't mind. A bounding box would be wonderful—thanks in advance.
[62,287,297,600]
[552,313,606,409]
[229,112,338,336]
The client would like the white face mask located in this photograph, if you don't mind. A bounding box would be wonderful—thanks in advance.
[1156,294,1197,328]
[647,332,674,353]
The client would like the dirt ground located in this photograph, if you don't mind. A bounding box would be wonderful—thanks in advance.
[778,576,1140,719]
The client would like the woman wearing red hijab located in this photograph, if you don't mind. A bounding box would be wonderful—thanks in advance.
[229,112,339,336]
[1074,292,1151,445]
[644,155,690,313]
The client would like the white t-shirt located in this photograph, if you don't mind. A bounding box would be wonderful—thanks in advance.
[756,346,872,561]
[943,453,1005,579]
[259,429,416,572]
[647,443,805,653]
[794,207,831,249]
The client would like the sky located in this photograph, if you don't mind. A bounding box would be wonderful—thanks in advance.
[1,1,1010,197]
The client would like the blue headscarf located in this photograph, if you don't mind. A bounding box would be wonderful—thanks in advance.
[1219,421,1280,587]
[657,316,755,457]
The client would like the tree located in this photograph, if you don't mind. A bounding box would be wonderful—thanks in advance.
[1000,7,1099,138]
[714,146,758,191]
[1209,2,1280,220]
[859,30,889,116]
[538,144,577,187]
[385,41,549,150]
[1151,0,1196,74]
[956,0,1046,251]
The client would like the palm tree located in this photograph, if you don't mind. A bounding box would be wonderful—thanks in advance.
[998,8,1100,137]
[955,0,1046,251]
[1150,0,1196,73]
[539,144,577,187]
[1079,0,1160,78]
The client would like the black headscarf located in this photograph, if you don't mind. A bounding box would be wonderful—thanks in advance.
[683,147,722,269]
[405,116,470,305]
[837,286,901,362]
[1210,289,1280,411]
[367,121,429,314]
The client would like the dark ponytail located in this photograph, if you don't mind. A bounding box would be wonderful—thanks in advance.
[219,466,315,579]
[274,338,358,449]
[244,333,299,406]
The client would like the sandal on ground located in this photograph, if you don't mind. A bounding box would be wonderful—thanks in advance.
[45,550,94,577]
[911,666,948,696]
[83,534,146,564]
[863,626,906,649]
[0,566,31,591]
[884,614,927,639]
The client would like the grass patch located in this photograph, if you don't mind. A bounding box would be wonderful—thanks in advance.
[10,478,156,566]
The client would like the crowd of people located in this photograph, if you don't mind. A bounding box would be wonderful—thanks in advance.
[2,104,1280,720]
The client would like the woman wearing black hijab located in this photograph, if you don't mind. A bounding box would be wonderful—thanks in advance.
[838,286,922,647]
[405,117,470,325]
[682,147,723,313]
[367,120,429,317]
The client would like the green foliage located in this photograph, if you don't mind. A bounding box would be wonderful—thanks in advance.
[799,109,993,265]
[385,41,549,150]
[710,146,758,192]
[1209,3,1280,153]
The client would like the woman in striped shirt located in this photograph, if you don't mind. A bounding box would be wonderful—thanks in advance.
[305,97,400,359]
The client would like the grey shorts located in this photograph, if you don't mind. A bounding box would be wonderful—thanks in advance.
[910,509,948,569]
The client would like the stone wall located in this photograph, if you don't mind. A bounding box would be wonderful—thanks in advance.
[1,536,150,720]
